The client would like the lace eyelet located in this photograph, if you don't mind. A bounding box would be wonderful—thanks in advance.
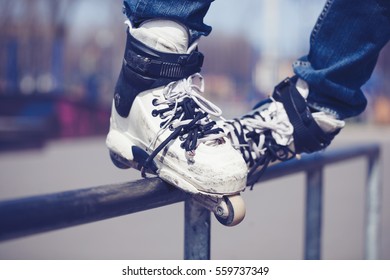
[152,98,159,106]
[152,110,158,117]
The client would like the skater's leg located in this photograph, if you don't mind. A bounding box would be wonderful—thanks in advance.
[223,0,390,185]
[293,0,390,119]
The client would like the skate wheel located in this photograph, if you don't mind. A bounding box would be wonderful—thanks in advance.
[215,195,246,227]
[109,151,131,169]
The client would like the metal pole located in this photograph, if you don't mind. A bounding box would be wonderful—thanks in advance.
[184,199,211,260]
[304,167,323,260]
[365,152,382,259]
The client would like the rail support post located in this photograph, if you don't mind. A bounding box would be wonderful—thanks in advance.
[365,151,382,259]
[184,198,211,260]
[304,167,323,260]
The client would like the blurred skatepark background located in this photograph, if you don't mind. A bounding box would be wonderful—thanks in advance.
[0,0,389,259]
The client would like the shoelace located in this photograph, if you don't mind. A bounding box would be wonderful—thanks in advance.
[225,99,296,187]
[141,73,225,176]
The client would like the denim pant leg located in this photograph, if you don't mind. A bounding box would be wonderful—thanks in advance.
[293,0,390,119]
[122,0,214,43]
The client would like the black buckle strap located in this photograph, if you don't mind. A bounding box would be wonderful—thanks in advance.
[272,77,335,154]
[124,31,204,80]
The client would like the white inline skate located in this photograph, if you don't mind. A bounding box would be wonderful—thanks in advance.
[106,20,247,226]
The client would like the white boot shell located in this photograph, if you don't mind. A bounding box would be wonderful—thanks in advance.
[106,76,247,196]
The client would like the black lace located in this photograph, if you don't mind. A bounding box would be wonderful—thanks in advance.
[227,118,256,166]
[141,97,223,177]
[247,133,295,188]
[227,118,296,188]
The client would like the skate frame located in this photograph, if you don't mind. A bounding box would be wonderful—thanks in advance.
[0,144,382,260]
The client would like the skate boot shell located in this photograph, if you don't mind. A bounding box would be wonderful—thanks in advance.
[106,21,247,226]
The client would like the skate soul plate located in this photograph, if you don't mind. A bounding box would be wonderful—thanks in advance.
[109,150,246,226]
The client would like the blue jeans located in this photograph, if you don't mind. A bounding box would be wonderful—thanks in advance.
[122,0,214,43]
[123,0,390,120]
[293,0,390,119]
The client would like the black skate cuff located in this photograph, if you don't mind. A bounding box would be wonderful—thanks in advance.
[272,77,338,154]
[114,30,204,118]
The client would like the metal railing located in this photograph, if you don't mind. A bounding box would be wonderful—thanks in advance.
[0,143,381,260]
